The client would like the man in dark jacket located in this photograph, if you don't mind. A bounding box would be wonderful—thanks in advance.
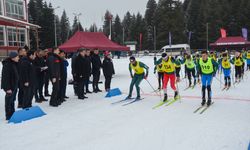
[102,51,115,92]
[75,49,88,99]
[43,49,51,96]
[59,50,69,102]
[47,47,61,107]
[84,49,92,93]
[71,50,79,95]
[19,51,36,109]
[1,52,19,120]
[17,47,27,108]
[33,50,47,103]
[91,49,102,93]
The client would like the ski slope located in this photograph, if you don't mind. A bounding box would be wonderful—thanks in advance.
[0,56,250,150]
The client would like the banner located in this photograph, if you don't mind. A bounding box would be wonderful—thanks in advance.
[139,33,142,51]
[220,28,227,38]
[242,28,248,40]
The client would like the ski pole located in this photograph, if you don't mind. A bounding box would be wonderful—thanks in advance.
[145,79,161,98]
[214,76,224,85]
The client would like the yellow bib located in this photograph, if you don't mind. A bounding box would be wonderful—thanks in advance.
[162,57,175,73]
[130,61,144,74]
[156,64,164,72]
[185,59,195,69]
[235,58,243,66]
[222,59,231,69]
[247,53,250,59]
[199,58,214,74]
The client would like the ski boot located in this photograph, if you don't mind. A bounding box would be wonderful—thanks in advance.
[174,91,179,100]
[163,94,168,102]
[201,99,206,106]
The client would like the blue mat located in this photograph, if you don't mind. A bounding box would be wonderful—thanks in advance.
[9,106,46,124]
[105,88,122,98]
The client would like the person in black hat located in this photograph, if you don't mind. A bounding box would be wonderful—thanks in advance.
[19,51,36,108]
[102,51,115,92]
[154,53,167,90]
[84,49,92,93]
[230,50,244,82]
[126,56,149,100]
[1,52,19,120]
[59,50,69,101]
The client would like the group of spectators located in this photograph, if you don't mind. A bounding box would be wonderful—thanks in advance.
[1,47,115,121]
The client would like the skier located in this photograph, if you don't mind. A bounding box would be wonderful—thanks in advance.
[180,54,196,87]
[126,56,149,100]
[175,56,182,83]
[230,50,244,83]
[156,54,179,102]
[154,53,167,90]
[218,52,231,89]
[194,53,201,84]
[197,50,218,106]
[245,50,250,70]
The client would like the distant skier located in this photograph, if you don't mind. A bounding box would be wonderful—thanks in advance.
[154,53,166,90]
[218,52,231,89]
[126,56,149,100]
[180,54,196,87]
[230,50,244,83]
[197,50,218,106]
[156,54,179,102]
[245,50,250,70]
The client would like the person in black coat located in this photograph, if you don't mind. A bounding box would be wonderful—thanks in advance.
[91,49,102,93]
[43,49,51,96]
[47,47,61,107]
[71,50,79,95]
[59,50,69,102]
[102,51,115,92]
[1,52,19,120]
[75,49,88,99]
[19,51,36,109]
[33,50,47,103]
[84,49,92,93]
[17,47,27,108]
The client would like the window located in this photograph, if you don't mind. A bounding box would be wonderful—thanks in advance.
[0,26,5,46]
[7,27,26,47]
[6,0,24,20]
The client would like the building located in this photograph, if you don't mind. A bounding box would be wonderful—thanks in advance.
[0,0,40,56]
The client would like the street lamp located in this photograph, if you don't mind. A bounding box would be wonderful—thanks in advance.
[73,13,82,31]
[54,6,60,47]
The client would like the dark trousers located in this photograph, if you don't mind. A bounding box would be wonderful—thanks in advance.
[77,78,85,98]
[17,86,23,106]
[50,79,60,105]
[22,86,34,109]
[158,72,164,89]
[235,66,242,79]
[175,67,181,78]
[187,68,196,85]
[73,75,78,95]
[60,76,67,99]
[93,71,100,91]
[247,64,250,70]
[224,76,231,87]
[5,88,17,120]
[104,75,112,90]
[35,75,44,100]
[84,76,90,92]
[44,72,50,94]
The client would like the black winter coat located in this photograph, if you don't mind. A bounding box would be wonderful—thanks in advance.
[33,56,46,76]
[1,58,19,91]
[102,57,115,77]
[19,57,35,87]
[47,53,61,79]
[85,55,92,77]
[75,55,88,81]
[91,54,102,74]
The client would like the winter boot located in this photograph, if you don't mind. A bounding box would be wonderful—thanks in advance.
[207,85,212,106]
[163,93,168,102]
[174,91,179,100]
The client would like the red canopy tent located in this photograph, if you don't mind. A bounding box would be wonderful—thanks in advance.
[59,31,130,52]
[210,36,250,50]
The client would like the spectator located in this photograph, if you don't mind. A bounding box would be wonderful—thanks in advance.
[91,49,102,93]
[102,51,115,92]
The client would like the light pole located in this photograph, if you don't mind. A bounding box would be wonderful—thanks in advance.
[206,22,209,50]
[73,13,82,31]
[54,6,60,47]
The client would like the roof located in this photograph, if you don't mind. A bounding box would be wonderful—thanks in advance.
[59,31,130,52]
[210,36,250,46]
[0,15,40,29]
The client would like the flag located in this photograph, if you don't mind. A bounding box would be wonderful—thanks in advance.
[220,28,227,38]
[242,28,248,40]
[169,32,172,47]
[139,33,143,51]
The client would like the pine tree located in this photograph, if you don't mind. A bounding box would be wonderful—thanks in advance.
[60,10,70,44]
[71,16,84,36]
[103,10,113,38]
[122,11,132,41]
[113,15,123,44]
[145,0,157,50]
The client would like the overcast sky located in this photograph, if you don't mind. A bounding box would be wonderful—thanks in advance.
[44,0,160,29]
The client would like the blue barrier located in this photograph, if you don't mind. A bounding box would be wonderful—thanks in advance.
[9,106,46,124]
[105,88,122,98]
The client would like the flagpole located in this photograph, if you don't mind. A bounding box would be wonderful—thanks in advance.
[206,23,209,51]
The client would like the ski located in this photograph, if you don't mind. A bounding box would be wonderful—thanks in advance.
[199,102,214,114]
[184,86,191,91]
[193,105,205,113]
[122,98,145,106]
[111,97,135,105]
[221,87,227,91]
[152,98,174,109]
[165,96,181,107]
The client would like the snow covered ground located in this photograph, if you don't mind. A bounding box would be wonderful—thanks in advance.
[0,56,250,150]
